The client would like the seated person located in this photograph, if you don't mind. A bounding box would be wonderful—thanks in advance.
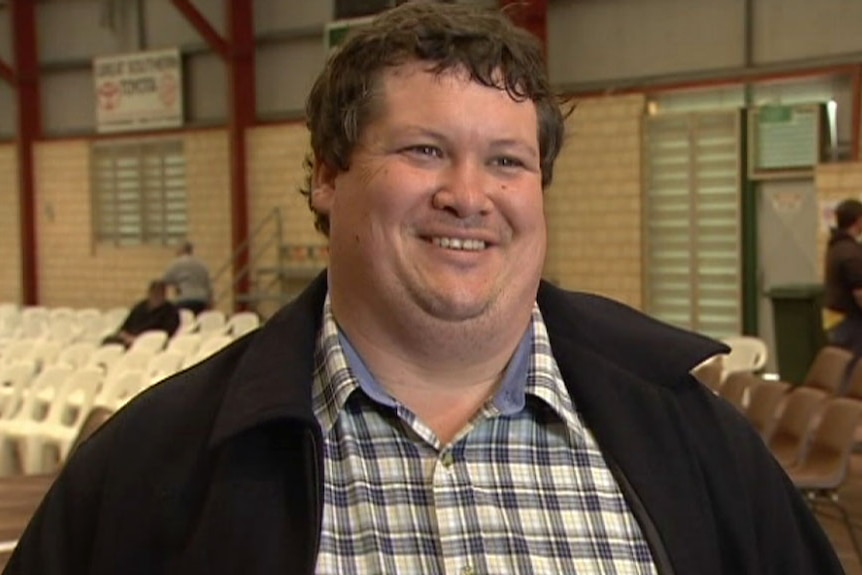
[102,280,180,348]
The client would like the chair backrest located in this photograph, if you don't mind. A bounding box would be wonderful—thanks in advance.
[84,343,126,373]
[196,310,227,334]
[691,355,723,393]
[0,360,38,417]
[15,364,75,423]
[96,369,146,410]
[720,335,768,378]
[25,339,64,371]
[184,334,233,368]
[66,406,115,459]
[175,308,197,336]
[802,346,853,394]
[744,379,790,440]
[226,311,260,338]
[129,330,168,354]
[145,351,185,385]
[766,386,829,467]
[44,367,103,428]
[55,341,98,370]
[101,307,130,334]
[0,339,36,366]
[789,397,862,489]
[166,332,203,358]
[718,371,757,411]
[106,349,156,381]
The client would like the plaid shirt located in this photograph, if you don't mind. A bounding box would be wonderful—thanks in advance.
[313,296,657,575]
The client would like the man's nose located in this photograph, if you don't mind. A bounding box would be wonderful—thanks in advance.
[431,160,492,218]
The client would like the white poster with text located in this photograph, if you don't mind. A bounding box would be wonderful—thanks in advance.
[94,48,183,134]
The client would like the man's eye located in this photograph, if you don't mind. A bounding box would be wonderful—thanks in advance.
[406,145,443,158]
[493,156,525,168]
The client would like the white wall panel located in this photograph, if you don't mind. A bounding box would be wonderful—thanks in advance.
[254,0,332,33]
[0,84,14,138]
[42,70,96,135]
[257,39,326,116]
[186,53,227,124]
[144,0,224,49]
[548,0,744,87]
[754,0,862,63]
[38,1,135,62]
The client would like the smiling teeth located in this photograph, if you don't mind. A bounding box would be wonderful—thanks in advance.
[432,237,486,251]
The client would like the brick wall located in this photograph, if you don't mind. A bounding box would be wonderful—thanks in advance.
[544,94,645,309]
[0,144,21,303]
[815,161,862,278]
[34,131,232,312]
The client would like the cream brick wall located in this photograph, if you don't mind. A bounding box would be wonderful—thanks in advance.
[544,94,645,309]
[815,161,862,278]
[34,131,232,312]
[0,144,21,303]
[247,123,323,317]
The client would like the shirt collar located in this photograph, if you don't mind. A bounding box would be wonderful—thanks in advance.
[312,294,582,436]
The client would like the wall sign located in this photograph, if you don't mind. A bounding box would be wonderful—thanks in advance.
[94,48,183,134]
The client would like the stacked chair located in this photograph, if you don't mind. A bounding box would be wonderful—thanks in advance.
[0,301,264,477]
[717,344,862,563]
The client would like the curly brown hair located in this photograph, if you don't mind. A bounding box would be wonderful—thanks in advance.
[300,1,567,236]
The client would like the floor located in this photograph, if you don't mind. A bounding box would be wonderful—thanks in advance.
[0,461,861,572]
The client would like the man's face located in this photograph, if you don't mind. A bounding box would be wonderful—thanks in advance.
[314,62,546,338]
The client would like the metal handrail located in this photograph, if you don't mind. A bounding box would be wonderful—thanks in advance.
[212,207,283,309]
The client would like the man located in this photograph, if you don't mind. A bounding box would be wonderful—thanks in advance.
[102,280,179,348]
[162,240,212,314]
[6,3,841,574]
[824,198,862,357]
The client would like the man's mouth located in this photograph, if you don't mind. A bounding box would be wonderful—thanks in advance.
[430,237,487,251]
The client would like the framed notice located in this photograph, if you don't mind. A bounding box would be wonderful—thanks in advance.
[94,48,183,134]
[747,103,826,180]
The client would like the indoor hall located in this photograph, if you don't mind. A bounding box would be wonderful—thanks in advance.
[2,0,862,572]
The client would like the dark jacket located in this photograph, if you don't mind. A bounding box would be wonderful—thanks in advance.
[5,275,842,575]
[119,299,180,338]
[825,228,862,316]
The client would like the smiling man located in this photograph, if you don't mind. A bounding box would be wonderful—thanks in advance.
[6,3,844,575]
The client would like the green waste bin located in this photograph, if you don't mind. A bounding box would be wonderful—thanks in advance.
[767,284,827,385]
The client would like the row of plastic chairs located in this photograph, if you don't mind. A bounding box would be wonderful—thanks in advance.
[0,303,130,346]
[718,346,862,561]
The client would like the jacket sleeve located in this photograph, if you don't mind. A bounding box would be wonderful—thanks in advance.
[2,426,111,574]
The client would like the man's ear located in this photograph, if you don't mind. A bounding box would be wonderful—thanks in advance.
[311,161,338,215]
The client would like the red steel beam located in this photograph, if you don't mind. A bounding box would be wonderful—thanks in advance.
[0,57,15,86]
[170,0,230,61]
[11,0,42,305]
[225,0,254,311]
[499,0,548,61]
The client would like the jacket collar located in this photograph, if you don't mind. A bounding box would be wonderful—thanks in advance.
[209,274,726,447]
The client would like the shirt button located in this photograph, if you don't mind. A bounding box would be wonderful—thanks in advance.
[441,451,454,468]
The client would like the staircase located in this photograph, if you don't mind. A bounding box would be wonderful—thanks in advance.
[211,208,327,318]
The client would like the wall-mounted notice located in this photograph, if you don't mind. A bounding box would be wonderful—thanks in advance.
[94,48,183,134]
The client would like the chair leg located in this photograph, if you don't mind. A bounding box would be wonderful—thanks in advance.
[827,492,862,566]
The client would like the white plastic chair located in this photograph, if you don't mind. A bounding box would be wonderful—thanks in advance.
[25,339,64,371]
[720,336,769,381]
[166,332,203,358]
[183,335,233,369]
[225,311,260,338]
[18,367,103,474]
[100,307,130,337]
[0,339,37,367]
[19,307,49,339]
[145,351,185,386]
[129,330,169,354]
[0,364,74,476]
[95,369,146,410]
[196,310,227,335]
[175,308,197,336]
[0,361,37,413]
[83,343,126,374]
[55,341,98,370]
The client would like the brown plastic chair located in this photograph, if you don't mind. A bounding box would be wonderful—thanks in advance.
[744,379,790,440]
[766,386,829,468]
[800,346,853,395]
[718,371,758,412]
[787,397,862,563]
